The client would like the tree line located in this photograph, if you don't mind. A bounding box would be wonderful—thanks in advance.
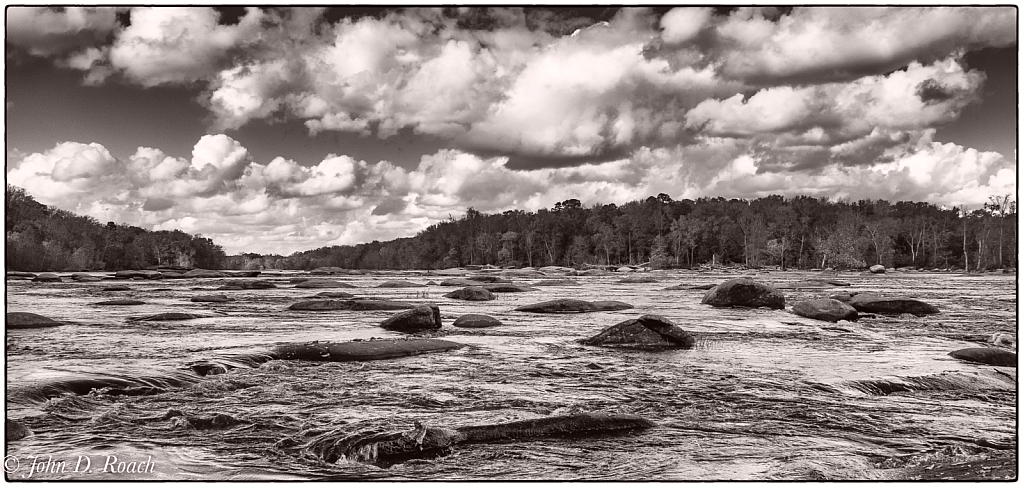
[6,185,1017,273]
[6,185,225,272]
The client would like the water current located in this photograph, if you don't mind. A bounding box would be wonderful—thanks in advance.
[4,269,1017,480]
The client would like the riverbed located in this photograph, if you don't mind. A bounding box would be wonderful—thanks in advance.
[4,269,1017,480]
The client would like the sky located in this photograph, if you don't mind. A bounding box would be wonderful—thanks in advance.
[5,6,1018,255]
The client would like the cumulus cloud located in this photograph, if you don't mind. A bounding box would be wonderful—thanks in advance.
[6,7,119,57]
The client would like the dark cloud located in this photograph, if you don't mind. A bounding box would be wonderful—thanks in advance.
[496,148,633,171]
[371,197,408,216]
[916,79,956,104]
[142,198,175,212]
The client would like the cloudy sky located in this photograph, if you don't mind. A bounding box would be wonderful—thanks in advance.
[5,6,1017,255]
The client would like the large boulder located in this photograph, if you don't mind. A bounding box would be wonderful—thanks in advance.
[288,299,416,311]
[701,278,784,309]
[515,298,633,313]
[581,314,695,349]
[294,279,356,289]
[791,299,859,322]
[844,294,939,316]
[95,299,147,306]
[452,314,503,328]
[218,280,277,290]
[869,264,886,274]
[376,280,426,288]
[272,338,462,362]
[7,312,63,329]
[949,348,1016,367]
[191,294,235,303]
[380,305,442,332]
[443,286,495,301]
[33,273,62,282]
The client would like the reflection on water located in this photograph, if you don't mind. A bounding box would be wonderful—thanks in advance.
[5,269,1017,480]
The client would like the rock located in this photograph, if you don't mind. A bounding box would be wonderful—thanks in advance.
[772,279,846,290]
[217,280,277,290]
[102,285,132,291]
[617,266,635,273]
[791,299,858,322]
[532,279,580,286]
[115,270,163,279]
[181,269,227,278]
[482,283,536,293]
[443,286,495,301]
[689,283,717,290]
[581,314,695,348]
[294,279,356,289]
[949,348,1016,367]
[7,271,36,278]
[224,270,260,278]
[617,276,658,284]
[273,338,463,362]
[70,272,101,282]
[502,269,544,278]
[426,281,438,285]
[846,294,939,316]
[538,266,575,274]
[515,298,634,313]
[577,269,608,276]
[95,299,147,306]
[376,280,426,288]
[701,278,785,309]
[6,419,30,441]
[314,291,356,299]
[132,312,204,322]
[430,268,468,276]
[466,275,511,283]
[991,332,1016,349]
[869,264,886,274]
[190,295,235,303]
[452,314,503,328]
[380,305,442,332]
[33,272,62,282]
[310,266,359,275]
[7,312,63,329]
[288,299,416,311]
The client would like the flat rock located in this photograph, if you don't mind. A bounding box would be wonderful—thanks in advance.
[7,312,63,329]
[182,269,227,278]
[532,279,580,286]
[949,348,1016,367]
[71,273,102,282]
[846,294,939,316]
[376,280,426,288]
[95,299,147,306]
[289,299,416,311]
[115,270,163,279]
[272,338,463,362]
[380,305,442,332]
[218,280,277,290]
[701,278,785,309]
[538,266,575,274]
[7,271,36,278]
[581,314,695,348]
[314,291,356,299]
[576,269,608,276]
[191,295,235,303]
[294,279,356,289]
[224,271,260,278]
[452,314,503,328]
[791,299,858,322]
[482,283,536,293]
[515,298,634,313]
[443,286,496,301]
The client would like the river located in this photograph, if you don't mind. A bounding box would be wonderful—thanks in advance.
[4,269,1017,480]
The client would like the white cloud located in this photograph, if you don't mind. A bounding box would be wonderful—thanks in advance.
[6,7,119,57]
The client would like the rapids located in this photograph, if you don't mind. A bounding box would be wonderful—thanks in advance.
[4,269,1016,480]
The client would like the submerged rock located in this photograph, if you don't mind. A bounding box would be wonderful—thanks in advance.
[7,312,63,329]
[190,294,235,303]
[319,412,655,466]
[380,305,442,332]
[617,276,659,284]
[6,419,30,441]
[842,294,939,316]
[272,338,462,362]
[581,314,695,349]
[288,299,416,311]
[949,348,1016,367]
[515,298,634,313]
[377,280,427,288]
[443,286,495,301]
[452,314,503,328]
[791,299,859,322]
[132,312,204,322]
[96,299,147,306]
[701,278,784,309]
[294,279,356,289]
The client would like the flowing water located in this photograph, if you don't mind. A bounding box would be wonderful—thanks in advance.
[4,269,1017,480]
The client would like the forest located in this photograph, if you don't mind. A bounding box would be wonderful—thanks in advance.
[5,185,1017,273]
